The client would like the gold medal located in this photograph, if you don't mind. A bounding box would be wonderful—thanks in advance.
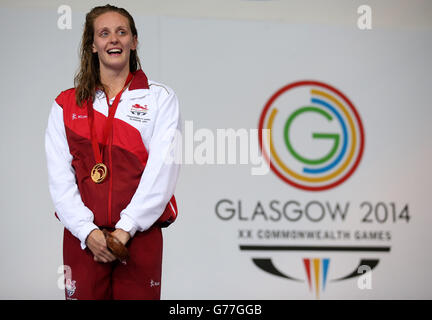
[91,163,108,183]
[87,73,133,185]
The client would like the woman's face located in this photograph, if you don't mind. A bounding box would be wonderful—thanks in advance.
[92,11,137,72]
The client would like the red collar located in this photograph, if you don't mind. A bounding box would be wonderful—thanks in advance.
[129,69,149,90]
[95,69,149,93]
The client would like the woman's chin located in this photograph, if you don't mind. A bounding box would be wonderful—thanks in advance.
[101,59,129,72]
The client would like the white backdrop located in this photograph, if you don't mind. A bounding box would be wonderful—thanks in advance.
[0,0,431,299]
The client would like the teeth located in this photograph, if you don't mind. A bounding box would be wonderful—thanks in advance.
[108,49,122,54]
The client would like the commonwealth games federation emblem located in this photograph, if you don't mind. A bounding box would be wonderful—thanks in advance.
[258,81,365,191]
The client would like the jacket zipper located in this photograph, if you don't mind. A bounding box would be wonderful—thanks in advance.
[108,129,113,226]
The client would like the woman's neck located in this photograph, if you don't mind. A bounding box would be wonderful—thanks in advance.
[100,66,130,100]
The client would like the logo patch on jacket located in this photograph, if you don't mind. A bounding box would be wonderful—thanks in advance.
[72,113,88,120]
[65,279,76,297]
[127,104,150,123]
[131,104,148,116]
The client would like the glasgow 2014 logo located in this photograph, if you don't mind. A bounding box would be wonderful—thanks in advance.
[258,81,365,191]
[214,80,410,299]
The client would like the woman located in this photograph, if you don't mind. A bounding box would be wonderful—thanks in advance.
[45,5,180,300]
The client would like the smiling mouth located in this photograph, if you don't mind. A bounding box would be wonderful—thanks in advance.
[107,48,123,55]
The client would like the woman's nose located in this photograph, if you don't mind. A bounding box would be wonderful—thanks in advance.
[109,34,119,44]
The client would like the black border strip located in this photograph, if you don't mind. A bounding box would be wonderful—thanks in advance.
[239,245,391,252]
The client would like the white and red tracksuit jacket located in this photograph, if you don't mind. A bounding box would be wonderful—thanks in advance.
[45,69,180,249]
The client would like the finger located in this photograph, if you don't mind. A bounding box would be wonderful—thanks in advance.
[94,257,107,263]
[101,248,117,262]
[104,247,117,260]
[98,255,109,263]
[94,255,105,263]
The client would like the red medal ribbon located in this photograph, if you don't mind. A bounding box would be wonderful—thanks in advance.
[87,72,134,182]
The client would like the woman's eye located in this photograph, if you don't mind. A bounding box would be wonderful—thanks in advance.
[100,31,108,37]
[118,30,126,35]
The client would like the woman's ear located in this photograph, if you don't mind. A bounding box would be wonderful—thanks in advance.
[132,35,138,51]
[92,43,97,53]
